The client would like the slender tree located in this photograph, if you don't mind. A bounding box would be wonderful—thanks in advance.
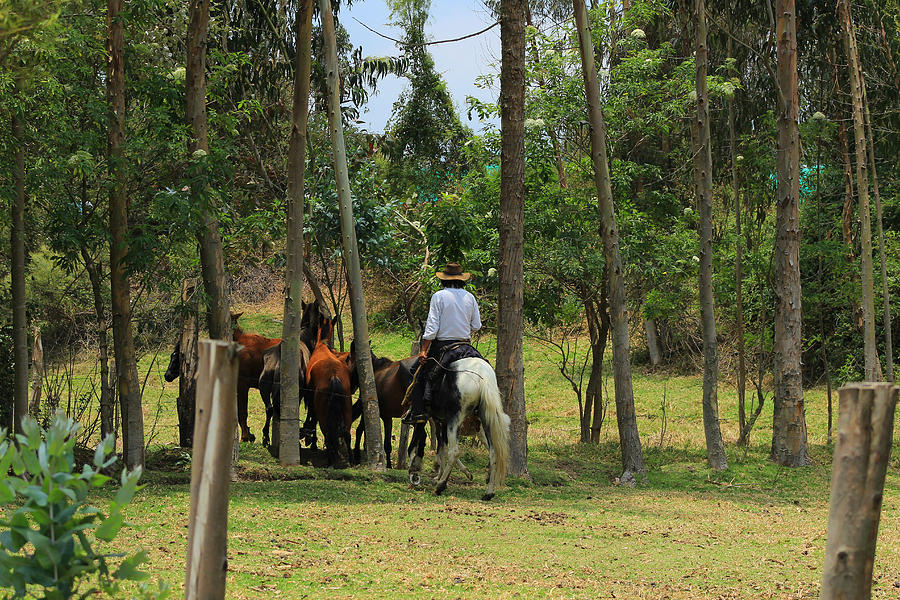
[859,47,892,382]
[81,247,114,441]
[497,0,529,478]
[573,0,645,481]
[838,0,881,382]
[770,0,810,467]
[319,0,385,471]
[726,5,747,445]
[279,0,313,465]
[11,74,27,435]
[107,0,144,469]
[187,0,230,340]
[692,0,727,470]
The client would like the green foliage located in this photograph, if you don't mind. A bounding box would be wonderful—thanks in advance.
[0,414,168,599]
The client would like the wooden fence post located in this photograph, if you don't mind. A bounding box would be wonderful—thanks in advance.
[185,340,240,600]
[820,382,897,600]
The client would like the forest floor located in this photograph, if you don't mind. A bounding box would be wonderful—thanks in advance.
[91,302,900,599]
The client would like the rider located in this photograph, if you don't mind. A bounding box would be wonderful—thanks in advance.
[402,262,482,425]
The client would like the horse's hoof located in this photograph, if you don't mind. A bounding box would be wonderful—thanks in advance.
[409,473,421,486]
[481,493,495,502]
[434,481,446,495]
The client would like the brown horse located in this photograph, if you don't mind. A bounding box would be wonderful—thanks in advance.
[165,302,320,444]
[257,301,321,448]
[350,345,419,469]
[305,314,357,467]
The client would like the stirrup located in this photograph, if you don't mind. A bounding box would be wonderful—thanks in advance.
[401,410,428,425]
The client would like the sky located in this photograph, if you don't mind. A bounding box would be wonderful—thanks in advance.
[341,0,501,133]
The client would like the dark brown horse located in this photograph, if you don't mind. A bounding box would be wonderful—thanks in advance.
[350,345,418,469]
[305,314,357,467]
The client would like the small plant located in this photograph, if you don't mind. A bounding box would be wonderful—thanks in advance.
[0,413,169,599]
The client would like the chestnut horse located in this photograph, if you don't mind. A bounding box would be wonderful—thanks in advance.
[305,314,357,467]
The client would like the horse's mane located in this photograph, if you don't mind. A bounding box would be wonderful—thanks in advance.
[370,354,393,372]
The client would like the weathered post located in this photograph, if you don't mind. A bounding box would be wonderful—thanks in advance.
[820,382,897,599]
[185,340,240,600]
[28,328,43,418]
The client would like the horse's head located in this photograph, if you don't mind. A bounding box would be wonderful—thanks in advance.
[164,341,180,382]
[300,300,320,331]
[315,313,338,346]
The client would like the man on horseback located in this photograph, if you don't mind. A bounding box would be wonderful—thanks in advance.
[402,262,482,425]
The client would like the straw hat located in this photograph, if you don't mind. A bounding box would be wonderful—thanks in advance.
[435,262,471,282]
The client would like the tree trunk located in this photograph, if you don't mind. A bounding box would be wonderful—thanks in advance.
[574,0,645,481]
[82,247,114,441]
[584,293,610,444]
[692,0,727,470]
[11,77,28,435]
[860,67,892,382]
[279,0,313,466]
[319,0,385,471]
[727,6,747,443]
[839,0,881,382]
[498,0,529,479]
[820,383,897,599]
[28,328,42,418]
[187,0,230,341]
[107,0,144,470]
[644,317,661,367]
[770,0,810,467]
[178,280,199,448]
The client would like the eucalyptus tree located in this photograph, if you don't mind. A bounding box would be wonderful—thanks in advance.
[770,0,809,467]
[691,0,726,470]
[187,0,229,340]
[838,0,881,382]
[279,0,313,466]
[319,0,385,471]
[498,0,529,478]
[573,0,644,481]
[107,0,144,469]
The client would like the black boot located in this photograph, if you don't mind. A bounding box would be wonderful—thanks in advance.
[402,388,429,425]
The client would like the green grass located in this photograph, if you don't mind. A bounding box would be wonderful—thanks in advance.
[75,303,900,598]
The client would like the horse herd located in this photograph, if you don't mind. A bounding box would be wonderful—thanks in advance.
[164,301,510,500]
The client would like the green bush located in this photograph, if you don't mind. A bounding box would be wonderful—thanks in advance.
[0,414,168,599]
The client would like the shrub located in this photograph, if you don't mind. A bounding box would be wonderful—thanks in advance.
[0,414,168,599]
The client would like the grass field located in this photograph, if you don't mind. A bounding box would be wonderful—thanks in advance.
[89,303,900,598]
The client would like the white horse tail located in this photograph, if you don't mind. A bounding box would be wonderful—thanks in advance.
[479,366,511,488]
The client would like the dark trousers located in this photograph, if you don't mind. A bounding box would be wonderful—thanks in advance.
[409,340,458,416]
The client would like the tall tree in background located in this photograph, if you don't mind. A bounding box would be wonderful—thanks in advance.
[279,0,313,466]
[691,0,726,470]
[498,0,529,478]
[11,74,27,435]
[770,0,810,467]
[839,0,881,382]
[573,0,645,481]
[107,0,144,469]
[187,0,229,340]
[319,0,386,471]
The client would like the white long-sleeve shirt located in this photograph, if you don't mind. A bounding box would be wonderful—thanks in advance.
[422,287,482,341]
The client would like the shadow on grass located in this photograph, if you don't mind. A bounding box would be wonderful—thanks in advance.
[136,436,896,511]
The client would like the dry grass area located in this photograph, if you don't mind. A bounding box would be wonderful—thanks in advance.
[104,302,900,599]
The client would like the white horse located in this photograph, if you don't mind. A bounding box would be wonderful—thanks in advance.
[408,357,510,501]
